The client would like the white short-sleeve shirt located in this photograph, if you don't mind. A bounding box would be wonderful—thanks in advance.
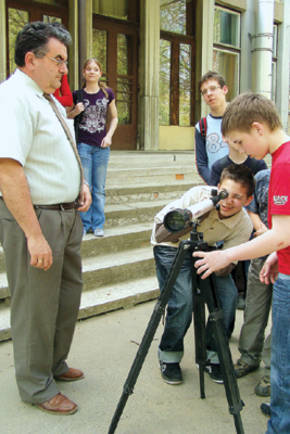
[0,69,80,204]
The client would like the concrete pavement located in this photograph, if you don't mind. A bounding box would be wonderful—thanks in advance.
[0,301,270,434]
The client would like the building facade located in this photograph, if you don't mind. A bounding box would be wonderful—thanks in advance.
[0,0,289,151]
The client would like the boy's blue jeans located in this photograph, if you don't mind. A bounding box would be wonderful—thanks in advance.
[154,245,237,364]
[266,273,290,434]
[77,142,110,231]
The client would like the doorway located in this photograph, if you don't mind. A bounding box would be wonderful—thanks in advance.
[93,15,138,150]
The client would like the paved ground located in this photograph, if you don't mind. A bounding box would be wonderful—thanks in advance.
[0,301,271,434]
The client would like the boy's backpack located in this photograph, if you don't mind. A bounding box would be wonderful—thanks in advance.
[73,89,84,142]
[199,116,207,138]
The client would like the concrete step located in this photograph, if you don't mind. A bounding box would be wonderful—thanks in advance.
[82,246,155,291]
[107,151,197,187]
[108,150,195,169]
[105,182,195,204]
[0,245,156,301]
[79,276,159,319]
[104,199,166,227]
[0,224,153,274]
[81,223,152,257]
[0,275,160,342]
[107,167,195,186]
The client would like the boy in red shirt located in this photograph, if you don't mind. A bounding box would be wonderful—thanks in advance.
[193,93,290,434]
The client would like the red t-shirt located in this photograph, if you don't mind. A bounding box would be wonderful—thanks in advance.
[53,74,73,107]
[268,140,290,274]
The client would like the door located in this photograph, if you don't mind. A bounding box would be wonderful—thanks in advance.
[93,15,138,150]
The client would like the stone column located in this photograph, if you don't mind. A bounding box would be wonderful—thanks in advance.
[200,0,215,116]
[68,0,79,90]
[138,0,160,151]
[276,0,290,131]
[78,0,93,88]
[0,0,6,83]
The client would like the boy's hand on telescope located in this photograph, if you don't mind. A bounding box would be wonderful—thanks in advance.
[193,250,232,279]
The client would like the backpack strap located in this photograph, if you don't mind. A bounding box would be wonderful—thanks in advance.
[73,89,83,105]
[199,117,207,138]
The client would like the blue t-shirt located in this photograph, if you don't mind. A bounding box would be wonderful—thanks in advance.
[195,114,229,184]
[247,169,271,227]
[73,87,114,147]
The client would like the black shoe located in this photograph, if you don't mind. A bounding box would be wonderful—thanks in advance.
[205,363,224,384]
[160,362,183,385]
[260,402,271,417]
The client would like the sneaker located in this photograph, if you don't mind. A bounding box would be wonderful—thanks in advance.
[234,359,259,378]
[94,228,104,238]
[82,228,87,238]
[260,402,271,417]
[160,362,183,385]
[255,374,271,397]
[205,363,224,384]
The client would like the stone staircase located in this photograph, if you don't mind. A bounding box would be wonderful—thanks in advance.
[0,151,200,342]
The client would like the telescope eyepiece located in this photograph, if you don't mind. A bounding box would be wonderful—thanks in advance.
[218,189,228,200]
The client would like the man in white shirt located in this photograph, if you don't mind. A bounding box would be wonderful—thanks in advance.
[0,22,91,415]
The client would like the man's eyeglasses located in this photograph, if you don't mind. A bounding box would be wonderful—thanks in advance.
[46,56,68,67]
[201,85,221,96]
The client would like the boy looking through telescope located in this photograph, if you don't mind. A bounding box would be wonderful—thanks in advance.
[151,164,254,385]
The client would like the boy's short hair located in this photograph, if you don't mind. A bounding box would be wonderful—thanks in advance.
[219,164,255,197]
[199,71,226,91]
[222,92,282,136]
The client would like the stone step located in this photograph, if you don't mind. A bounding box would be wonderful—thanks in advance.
[81,223,152,257]
[0,245,156,301]
[0,275,160,342]
[82,246,155,291]
[0,224,153,274]
[104,199,166,227]
[79,275,159,319]
[107,168,195,187]
[105,182,195,204]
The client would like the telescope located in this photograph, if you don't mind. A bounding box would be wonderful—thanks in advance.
[164,189,228,233]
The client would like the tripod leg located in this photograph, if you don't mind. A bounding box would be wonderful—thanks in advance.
[108,241,192,434]
[200,274,245,434]
[193,282,206,399]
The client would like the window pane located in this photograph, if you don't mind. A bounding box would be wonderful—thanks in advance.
[34,0,66,5]
[273,24,278,58]
[117,78,131,124]
[43,15,62,23]
[92,29,107,74]
[179,43,191,126]
[213,49,239,101]
[214,7,240,48]
[159,39,171,125]
[160,0,186,35]
[93,0,128,20]
[117,34,129,75]
[272,61,277,101]
[8,8,29,75]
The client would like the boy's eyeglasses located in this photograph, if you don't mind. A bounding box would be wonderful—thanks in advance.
[201,85,221,96]
[46,56,68,67]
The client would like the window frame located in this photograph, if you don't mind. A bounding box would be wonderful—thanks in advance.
[213,4,241,100]
[159,0,195,126]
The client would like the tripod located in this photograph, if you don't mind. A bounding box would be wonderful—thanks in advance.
[108,224,244,434]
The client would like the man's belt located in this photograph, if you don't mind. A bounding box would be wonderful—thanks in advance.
[34,200,79,211]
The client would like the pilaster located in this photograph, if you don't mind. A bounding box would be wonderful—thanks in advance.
[0,0,6,83]
[138,0,160,150]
